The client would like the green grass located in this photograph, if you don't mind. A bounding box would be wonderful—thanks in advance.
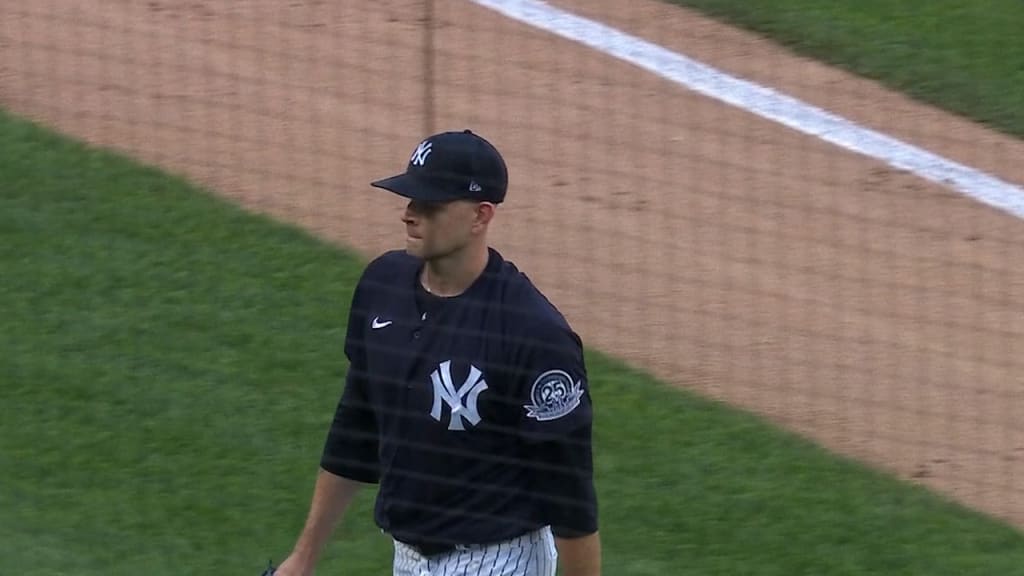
[667,0,1024,139]
[3,107,1024,575]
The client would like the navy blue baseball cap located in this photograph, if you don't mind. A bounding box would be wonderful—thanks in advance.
[371,129,509,204]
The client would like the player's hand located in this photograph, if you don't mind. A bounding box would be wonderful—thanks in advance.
[268,553,314,576]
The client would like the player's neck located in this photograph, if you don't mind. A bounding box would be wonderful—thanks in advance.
[421,242,489,298]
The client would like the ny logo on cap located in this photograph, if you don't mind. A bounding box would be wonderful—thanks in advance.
[410,140,433,167]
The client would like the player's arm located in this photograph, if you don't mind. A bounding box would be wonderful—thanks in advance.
[276,469,366,575]
[277,386,380,576]
[515,320,601,575]
[275,279,380,576]
[538,426,601,576]
[276,373,380,575]
[554,531,602,576]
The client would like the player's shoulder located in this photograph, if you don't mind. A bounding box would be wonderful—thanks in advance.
[490,250,574,335]
[359,249,419,284]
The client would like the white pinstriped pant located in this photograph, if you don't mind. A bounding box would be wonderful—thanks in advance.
[392,527,557,576]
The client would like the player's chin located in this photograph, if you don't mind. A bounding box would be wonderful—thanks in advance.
[405,236,426,257]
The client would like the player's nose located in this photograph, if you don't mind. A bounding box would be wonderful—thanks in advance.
[402,203,417,223]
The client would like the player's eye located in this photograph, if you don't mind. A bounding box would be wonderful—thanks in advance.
[409,200,447,216]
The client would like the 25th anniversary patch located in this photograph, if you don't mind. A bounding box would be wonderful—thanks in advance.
[524,369,584,421]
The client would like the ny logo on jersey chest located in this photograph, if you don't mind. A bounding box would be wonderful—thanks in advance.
[429,361,488,431]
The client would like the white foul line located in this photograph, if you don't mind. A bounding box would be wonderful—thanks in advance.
[471,0,1024,221]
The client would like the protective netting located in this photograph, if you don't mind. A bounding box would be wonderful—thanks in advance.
[2,0,1021,538]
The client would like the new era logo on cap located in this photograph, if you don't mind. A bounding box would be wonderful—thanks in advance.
[370,129,508,204]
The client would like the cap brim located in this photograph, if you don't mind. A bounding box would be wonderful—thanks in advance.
[370,173,461,203]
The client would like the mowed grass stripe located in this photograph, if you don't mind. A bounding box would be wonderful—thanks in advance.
[2,109,1023,575]
[668,0,1024,139]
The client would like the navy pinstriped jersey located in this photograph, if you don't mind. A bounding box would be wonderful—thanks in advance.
[320,248,598,546]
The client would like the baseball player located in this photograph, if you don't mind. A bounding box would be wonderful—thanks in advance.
[272,130,601,576]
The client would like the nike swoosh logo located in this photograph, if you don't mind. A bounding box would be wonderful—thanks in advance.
[371,317,393,329]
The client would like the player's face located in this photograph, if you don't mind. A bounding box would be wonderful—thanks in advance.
[402,200,482,260]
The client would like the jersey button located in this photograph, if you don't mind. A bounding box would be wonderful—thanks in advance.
[412,329,421,339]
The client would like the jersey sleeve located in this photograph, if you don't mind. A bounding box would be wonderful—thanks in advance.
[319,278,380,483]
[513,321,599,535]
[514,321,593,440]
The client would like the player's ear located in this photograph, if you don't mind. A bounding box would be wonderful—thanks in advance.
[473,202,496,230]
